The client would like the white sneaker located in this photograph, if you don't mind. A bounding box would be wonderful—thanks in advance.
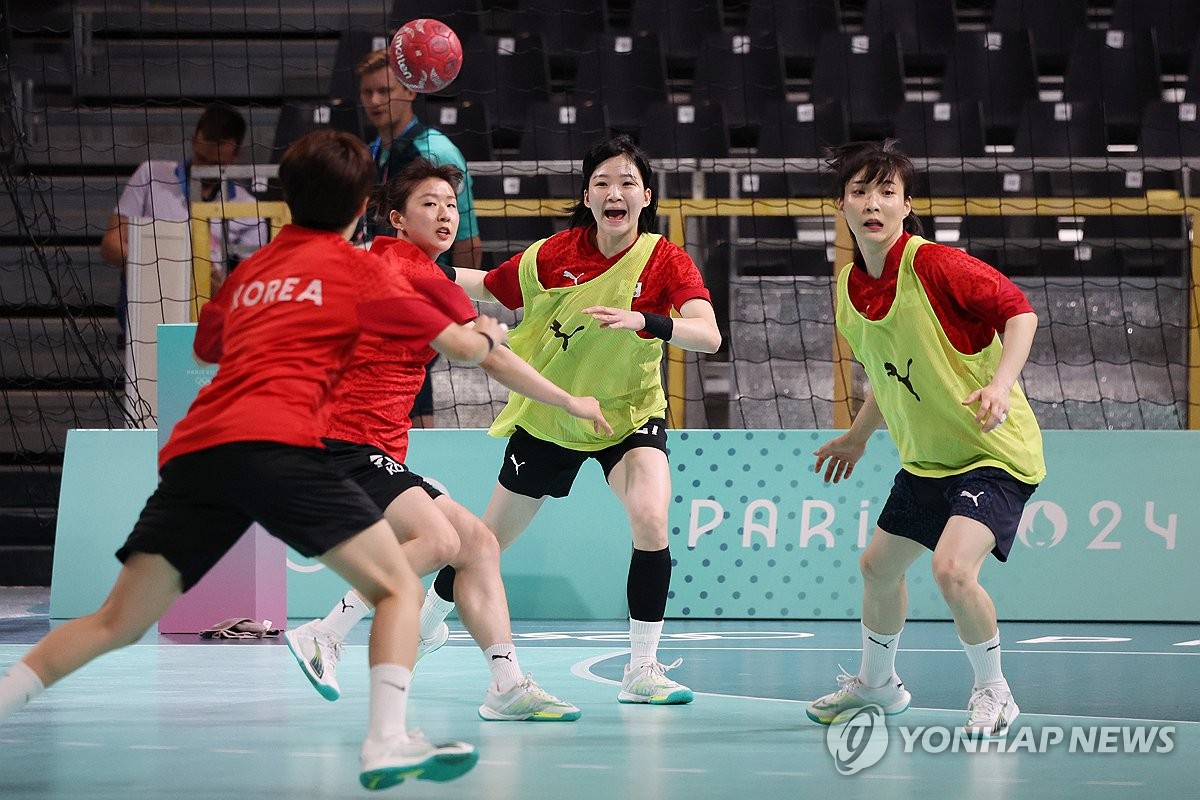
[284,620,343,702]
[805,667,911,725]
[359,731,478,790]
[963,685,1019,738]
[617,658,694,705]
[415,622,449,665]
[479,674,582,721]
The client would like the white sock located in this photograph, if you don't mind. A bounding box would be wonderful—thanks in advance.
[366,664,412,745]
[962,630,1008,691]
[419,583,454,640]
[0,662,45,724]
[483,643,523,692]
[629,617,664,668]
[858,623,902,688]
[317,589,372,642]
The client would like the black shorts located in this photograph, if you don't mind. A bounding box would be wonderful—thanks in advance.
[876,466,1038,562]
[322,438,442,511]
[498,418,669,499]
[116,441,383,591]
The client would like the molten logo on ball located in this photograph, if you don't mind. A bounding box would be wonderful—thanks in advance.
[390,18,463,93]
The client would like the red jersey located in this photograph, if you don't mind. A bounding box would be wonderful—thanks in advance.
[161,225,456,468]
[483,226,711,335]
[322,237,477,459]
[847,233,1034,354]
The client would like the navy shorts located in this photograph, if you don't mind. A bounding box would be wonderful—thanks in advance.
[117,442,383,591]
[499,418,669,499]
[322,438,442,511]
[875,466,1038,562]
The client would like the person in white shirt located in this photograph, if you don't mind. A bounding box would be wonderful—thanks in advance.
[99,102,267,329]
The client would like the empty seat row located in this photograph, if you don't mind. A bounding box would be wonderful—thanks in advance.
[408,27,1193,147]
[390,0,1200,76]
[20,94,1200,182]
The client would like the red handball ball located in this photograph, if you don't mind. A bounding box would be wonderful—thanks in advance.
[389,18,463,93]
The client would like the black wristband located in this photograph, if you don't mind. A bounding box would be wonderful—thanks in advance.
[479,331,496,354]
[438,263,457,282]
[641,312,674,341]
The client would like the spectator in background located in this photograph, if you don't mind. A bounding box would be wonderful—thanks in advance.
[99,102,267,330]
[356,47,483,428]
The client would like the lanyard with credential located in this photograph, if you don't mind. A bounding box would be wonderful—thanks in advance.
[370,119,420,183]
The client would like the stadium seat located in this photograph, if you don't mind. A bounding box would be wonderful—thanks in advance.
[939,29,1039,145]
[889,100,990,197]
[1181,35,1200,103]
[811,32,906,140]
[1111,0,1200,74]
[517,101,610,162]
[989,0,1088,75]
[1063,28,1163,145]
[72,39,338,102]
[743,0,842,80]
[329,27,393,109]
[271,101,364,164]
[1140,100,1200,157]
[422,98,494,161]
[471,174,551,200]
[454,32,552,146]
[864,0,959,76]
[637,100,729,214]
[637,101,730,160]
[891,100,986,158]
[691,32,788,145]
[511,0,609,80]
[1011,100,1118,198]
[570,32,669,135]
[628,0,726,78]
[755,99,848,197]
[388,0,487,38]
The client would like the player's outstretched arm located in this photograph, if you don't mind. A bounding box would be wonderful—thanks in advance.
[582,298,722,354]
[481,345,613,436]
[430,315,508,366]
[452,267,498,304]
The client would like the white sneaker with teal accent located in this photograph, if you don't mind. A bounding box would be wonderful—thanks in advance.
[284,619,343,702]
[479,674,582,721]
[415,622,449,665]
[963,686,1019,738]
[617,658,694,704]
[359,731,478,790]
[805,667,911,725]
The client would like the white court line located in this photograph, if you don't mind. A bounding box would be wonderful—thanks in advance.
[569,650,1200,726]
[559,764,612,770]
[128,745,178,751]
[755,771,812,777]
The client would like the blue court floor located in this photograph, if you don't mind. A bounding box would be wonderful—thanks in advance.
[1,589,1196,799]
